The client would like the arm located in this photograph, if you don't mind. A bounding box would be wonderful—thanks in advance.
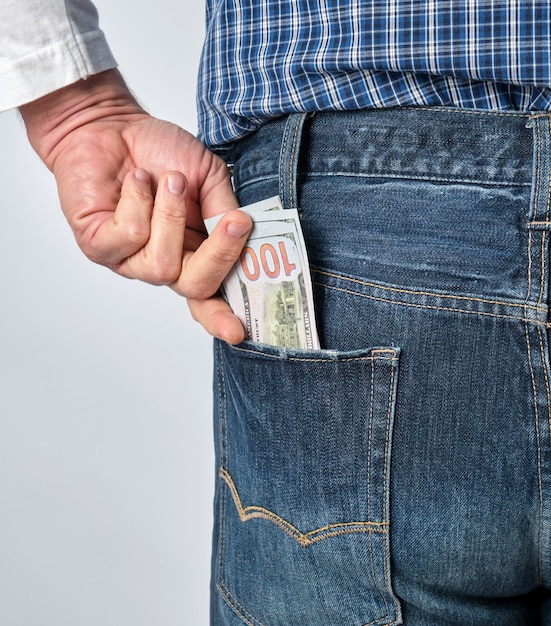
[19,69,252,343]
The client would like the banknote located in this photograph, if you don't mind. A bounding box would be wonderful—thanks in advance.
[205,197,320,349]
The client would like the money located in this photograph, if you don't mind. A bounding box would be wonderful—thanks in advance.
[205,196,320,349]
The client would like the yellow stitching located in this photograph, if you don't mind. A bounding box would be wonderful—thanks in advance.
[538,232,546,309]
[379,363,395,608]
[383,365,395,501]
[372,348,398,358]
[527,229,533,302]
[545,117,551,220]
[314,269,538,311]
[220,468,388,547]
[367,356,375,521]
[535,118,542,222]
[367,357,376,592]
[537,325,551,588]
[315,280,546,326]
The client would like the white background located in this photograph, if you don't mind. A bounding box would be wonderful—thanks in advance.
[0,2,214,624]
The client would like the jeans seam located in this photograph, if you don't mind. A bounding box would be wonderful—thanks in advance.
[411,106,535,121]
[367,357,375,522]
[378,360,398,622]
[524,321,545,586]
[216,341,229,575]
[527,230,534,302]
[314,269,538,311]
[526,120,545,585]
[546,117,551,222]
[536,233,551,433]
[382,362,396,589]
[316,280,545,326]
[217,582,264,626]
[367,359,383,616]
[537,232,547,310]
[537,323,551,447]
[304,169,531,187]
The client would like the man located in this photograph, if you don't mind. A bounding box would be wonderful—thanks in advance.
[5,1,551,623]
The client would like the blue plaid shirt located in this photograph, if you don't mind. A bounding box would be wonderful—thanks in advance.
[197,1,551,148]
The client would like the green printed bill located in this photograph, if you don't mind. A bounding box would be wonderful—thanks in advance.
[205,196,320,349]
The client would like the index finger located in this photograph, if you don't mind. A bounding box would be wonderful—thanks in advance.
[171,209,252,300]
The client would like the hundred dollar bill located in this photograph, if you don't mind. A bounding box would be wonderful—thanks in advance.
[205,197,320,349]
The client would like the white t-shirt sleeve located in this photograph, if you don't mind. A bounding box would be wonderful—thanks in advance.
[0,0,117,111]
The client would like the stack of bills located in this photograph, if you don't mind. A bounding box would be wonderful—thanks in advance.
[205,196,320,349]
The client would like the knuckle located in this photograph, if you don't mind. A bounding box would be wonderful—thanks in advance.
[76,234,107,265]
[122,170,153,200]
[210,246,241,266]
[178,277,213,300]
[146,260,182,285]
[116,221,150,246]
[159,204,186,225]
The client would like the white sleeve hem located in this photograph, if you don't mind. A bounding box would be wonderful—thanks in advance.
[0,30,117,112]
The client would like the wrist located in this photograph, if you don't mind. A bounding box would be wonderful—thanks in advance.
[19,69,147,170]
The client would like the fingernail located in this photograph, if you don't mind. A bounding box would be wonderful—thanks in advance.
[134,168,150,183]
[168,173,185,196]
[227,220,250,238]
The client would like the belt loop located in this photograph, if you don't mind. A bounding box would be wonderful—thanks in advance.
[279,113,309,210]
[527,113,551,224]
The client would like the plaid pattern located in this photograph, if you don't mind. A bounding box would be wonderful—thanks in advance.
[197,1,551,148]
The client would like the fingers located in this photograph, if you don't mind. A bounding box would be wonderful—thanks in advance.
[82,168,154,266]
[87,165,251,343]
[115,169,188,284]
[178,210,253,343]
[171,209,252,299]
[113,168,251,297]
[187,296,246,344]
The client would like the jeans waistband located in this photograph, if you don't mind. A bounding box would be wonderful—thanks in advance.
[227,107,546,200]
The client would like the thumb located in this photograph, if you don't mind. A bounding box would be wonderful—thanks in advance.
[199,167,240,221]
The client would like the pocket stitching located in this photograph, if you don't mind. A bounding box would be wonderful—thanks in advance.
[220,467,389,547]
[230,343,398,363]
[218,347,399,548]
[220,468,389,547]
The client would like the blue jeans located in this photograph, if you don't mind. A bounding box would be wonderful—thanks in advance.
[211,108,551,624]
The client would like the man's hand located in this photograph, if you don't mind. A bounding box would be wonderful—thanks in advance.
[19,69,252,343]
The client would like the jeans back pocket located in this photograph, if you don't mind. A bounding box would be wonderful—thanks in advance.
[212,340,402,626]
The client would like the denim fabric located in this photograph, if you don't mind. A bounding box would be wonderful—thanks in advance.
[211,108,551,624]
